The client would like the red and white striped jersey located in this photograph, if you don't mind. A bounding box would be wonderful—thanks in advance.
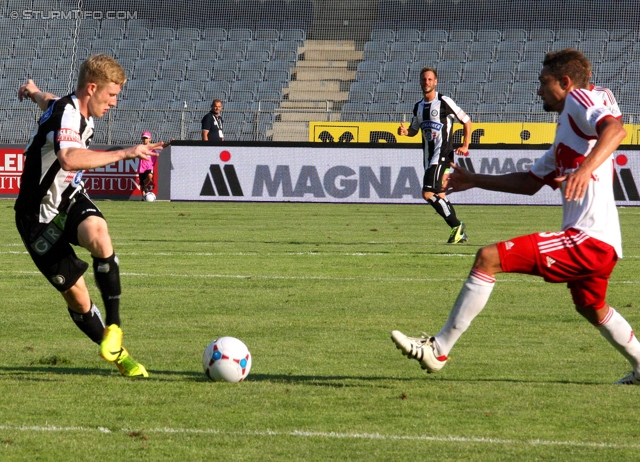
[529,88,622,257]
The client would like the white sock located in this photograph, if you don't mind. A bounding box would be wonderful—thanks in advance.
[433,268,496,357]
[596,307,640,372]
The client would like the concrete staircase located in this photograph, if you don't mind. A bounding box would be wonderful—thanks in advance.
[271,40,362,141]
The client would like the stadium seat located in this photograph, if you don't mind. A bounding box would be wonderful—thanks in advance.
[423,30,448,43]
[281,28,306,45]
[435,61,463,83]
[523,41,550,62]
[583,29,610,42]
[475,29,501,42]
[213,69,238,82]
[551,40,579,52]
[441,42,469,62]
[340,102,369,122]
[604,41,633,63]
[529,28,555,42]
[177,27,202,41]
[489,61,516,82]
[449,29,475,42]
[21,24,46,39]
[254,29,280,41]
[482,82,509,104]
[248,40,274,55]
[257,89,283,102]
[510,82,538,103]
[556,28,582,42]
[476,103,505,122]
[152,27,176,41]
[468,42,496,62]
[370,29,395,42]
[461,62,490,83]
[593,61,626,86]
[228,28,253,41]
[203,27,228,41]
[363,49,388,62]
[516,61,542,82]
[396,29,421,42]
[382,61,410,83]
[457,81,484,99]
[578,41,605,63]
[609,29,636,41]
[502,28,528,42]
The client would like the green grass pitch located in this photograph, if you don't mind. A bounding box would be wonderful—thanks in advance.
[1,199,639,460]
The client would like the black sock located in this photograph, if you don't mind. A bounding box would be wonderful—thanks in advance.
[68,304,105,345]
[92,253,121,326]
[427,196,461,228]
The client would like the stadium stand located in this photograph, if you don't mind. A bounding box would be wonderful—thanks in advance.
[1,0,639,142]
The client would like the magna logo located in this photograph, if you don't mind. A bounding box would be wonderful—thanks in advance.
[200,151,244,196]
[251,165,422,199]
[613,154,640,201]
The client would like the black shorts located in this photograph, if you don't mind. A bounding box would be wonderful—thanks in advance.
[139,170,152,183]
[422,157,453,193]
[15,192,105,292]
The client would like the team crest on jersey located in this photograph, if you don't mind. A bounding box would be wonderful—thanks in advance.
[57,128,82,143]
[431,110,438,117]
[40,102,55,124]
[71,171,83,187]
[420,120,443,131]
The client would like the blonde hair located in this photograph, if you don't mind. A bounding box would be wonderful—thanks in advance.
[77,54,127,90]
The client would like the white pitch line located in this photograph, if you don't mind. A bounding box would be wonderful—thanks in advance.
[3,269,640,285]
[0,425,637,449]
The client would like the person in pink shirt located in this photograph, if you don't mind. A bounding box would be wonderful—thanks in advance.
[137,131,158,199]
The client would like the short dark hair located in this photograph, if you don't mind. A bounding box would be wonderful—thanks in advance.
[542,49,591,89]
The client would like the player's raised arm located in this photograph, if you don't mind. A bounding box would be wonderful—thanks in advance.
[556,117,627,201]
[19,79,59,111]
[57,141,163,172]
[446,162,543,196]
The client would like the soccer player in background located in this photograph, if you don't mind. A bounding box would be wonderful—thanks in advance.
[397,67,472,244]
[391,49,640,385]
[15,54,163,377]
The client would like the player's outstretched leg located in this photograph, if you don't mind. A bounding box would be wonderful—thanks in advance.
[390,330,448,373]
[448,222,468,244]
[68,303,105,344]
[594,306,640,385]
[114,348,149,378]
[100,324,123,362]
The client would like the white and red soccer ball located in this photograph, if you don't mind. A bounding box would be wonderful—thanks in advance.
[202,336,252,383]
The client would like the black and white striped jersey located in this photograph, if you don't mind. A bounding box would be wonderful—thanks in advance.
[14,94,94,223]
[409,92,470,168]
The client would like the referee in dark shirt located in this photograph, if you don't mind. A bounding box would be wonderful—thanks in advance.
[201,99,224,143]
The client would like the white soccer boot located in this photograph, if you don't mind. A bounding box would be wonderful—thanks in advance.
[390,330,448,373]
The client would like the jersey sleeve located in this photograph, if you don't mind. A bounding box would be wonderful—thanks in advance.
[529,146,559,189]
[56,102,85,151]
[409,100,420,132]
[441,95,471,124]
[568,90,612,137]
[201,113,212,131]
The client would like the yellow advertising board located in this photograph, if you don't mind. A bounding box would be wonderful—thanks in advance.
[309,122,640,145]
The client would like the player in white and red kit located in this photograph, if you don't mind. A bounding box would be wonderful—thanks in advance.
[391,49,640,385]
